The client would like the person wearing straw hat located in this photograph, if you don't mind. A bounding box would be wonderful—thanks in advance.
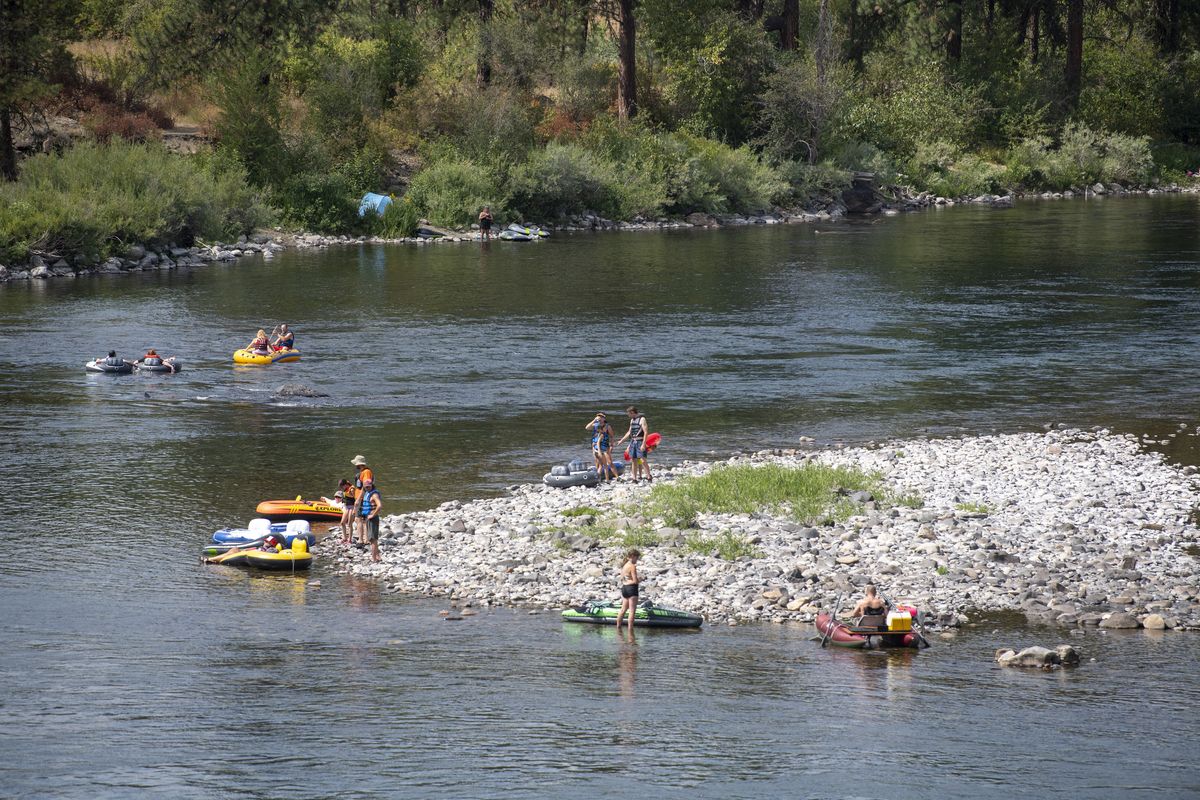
[351,455,375,546]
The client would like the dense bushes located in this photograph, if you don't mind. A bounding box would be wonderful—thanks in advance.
[0,142,270,264]
[405,158,506,228]
[1006,125,1154,190]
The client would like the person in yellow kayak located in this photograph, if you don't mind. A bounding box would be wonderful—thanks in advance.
[272,323,294,351]
[247,329,270,355]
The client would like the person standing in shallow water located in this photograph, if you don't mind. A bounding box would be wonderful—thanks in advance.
[359,477,382,563]
[479,206,493,240]
[587,412,617,481]
[614,549,641,631]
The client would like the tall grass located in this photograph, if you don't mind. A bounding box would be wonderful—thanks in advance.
[646,463,883,528]
[0,142,270,263]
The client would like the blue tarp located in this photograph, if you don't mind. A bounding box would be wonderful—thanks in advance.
[358,192,393,218]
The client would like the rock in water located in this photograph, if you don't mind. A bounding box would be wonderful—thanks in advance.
[996,645,1078,668]
[274,383,327,398]
[1140,613,1167,630]
[1099,612,1141,629]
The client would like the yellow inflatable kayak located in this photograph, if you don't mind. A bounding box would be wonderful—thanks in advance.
[256,499,343,521]
[244,548,312,571]
[233,348,301,365]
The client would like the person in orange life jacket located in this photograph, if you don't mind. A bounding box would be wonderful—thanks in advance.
[359,478,383,563]
[351,455,375,545]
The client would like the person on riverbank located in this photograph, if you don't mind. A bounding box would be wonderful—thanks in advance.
[351,455,375,545]
[617,406,652,484]
[587,412,617,481]
[851,584,887,619]
[359,477,383,563]
[479,206,493,240]
[247,329,270,355]
[332,478,355,544]
[614,549,641,631]
[272,324,294,351]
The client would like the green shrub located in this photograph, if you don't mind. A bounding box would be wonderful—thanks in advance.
[758,55,847,164]
[373,195,420,238]
[508,143,623,220]
[907,141,1008,197]
[406,157,506,228]
[1152,142,1200,182]
[670,135,787,214]
[776,160,851,205]
[1163,52,1200,144]
[0,141,270,263]
[838,61,984,159]
[275,171,359,232]
[827,140,901,185]
[1006,125,1153,190]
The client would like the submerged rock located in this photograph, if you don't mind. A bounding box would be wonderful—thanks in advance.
[274,383,328,398]
[996,644,1079,668]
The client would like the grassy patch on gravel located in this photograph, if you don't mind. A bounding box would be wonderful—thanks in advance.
[645,463,886,528]
[560,506,603,517]
[682,530,762,560]
[955,501,989,514]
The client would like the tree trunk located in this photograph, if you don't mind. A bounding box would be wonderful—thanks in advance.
[578,2,589,55]
[1065,0,1083,102]
[781,0,799,50]
[1016,3,1029,47]
[1154,0,1180,54]
[1030,6,1039,64]
[476,0,494,87]
[0,107,15,181]
[947,0,963,61]
[815,0,833,85]
[616,0,637,120]
[985,0,994,38]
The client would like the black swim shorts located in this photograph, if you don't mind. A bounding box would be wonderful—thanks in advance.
[621,583,639,599]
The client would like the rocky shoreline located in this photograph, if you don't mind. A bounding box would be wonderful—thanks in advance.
[333,428,1200,632]
[4,182,1196,283]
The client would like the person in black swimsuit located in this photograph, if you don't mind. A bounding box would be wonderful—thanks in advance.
[851,584,887,619]
[614,549,641,631]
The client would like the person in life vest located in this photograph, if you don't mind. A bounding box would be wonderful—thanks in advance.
[350,455,375,546]
[272,324,294,351]
[98,350,127,368]
[586,412,618,481]
[358,477,383,563]
[247,329,270,354]
[617,405,653,484]
[260,534,283,551]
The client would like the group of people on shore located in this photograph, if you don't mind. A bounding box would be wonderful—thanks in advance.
[246,323,295,355]
[587,406,654,482]
[326,454,383,563]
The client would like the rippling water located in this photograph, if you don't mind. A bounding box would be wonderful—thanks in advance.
[2,196,1199,797]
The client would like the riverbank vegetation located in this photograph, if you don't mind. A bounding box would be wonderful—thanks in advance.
[1,0,1199,262]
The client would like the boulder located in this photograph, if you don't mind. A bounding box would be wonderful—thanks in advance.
[274,383,328,398]
[30,264,51,279]
[1100,612,1141,629]
[568,535,598,552]
[996,645,1078,668]
[685,212,719,227]
[126,244,145,259]
[1140,613,1168,630]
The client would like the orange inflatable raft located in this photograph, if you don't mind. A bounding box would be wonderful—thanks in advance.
[255,497,345,522]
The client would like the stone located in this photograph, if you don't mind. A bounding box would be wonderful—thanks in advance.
[447,519,467,533]
[30,265,51,279]
[568,535,598,552]
[126,244,145,259]
[29,255,45,269]
[996,645,1061,668]
[274,383,328,398]
[1140,613,1168,630]
[1100,612,1141,629]
[1055,645,1080,665]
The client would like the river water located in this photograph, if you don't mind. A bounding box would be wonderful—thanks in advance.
[1,196,1199,798]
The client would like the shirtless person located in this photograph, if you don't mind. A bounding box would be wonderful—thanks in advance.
[613,549,641,631]
[850,584,888,620]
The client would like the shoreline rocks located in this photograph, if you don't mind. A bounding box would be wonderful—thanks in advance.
[6,185,1196,284]
[332,428,1200,631]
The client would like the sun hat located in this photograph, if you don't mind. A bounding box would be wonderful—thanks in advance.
[351,455,368,466]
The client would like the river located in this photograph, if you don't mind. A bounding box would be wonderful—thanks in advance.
[1,195,1198,798]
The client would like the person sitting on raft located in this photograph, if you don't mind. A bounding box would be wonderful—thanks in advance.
[98,350,128,367]
[272,324,294,351]
[850,584,888,621]
[247,329,270,355]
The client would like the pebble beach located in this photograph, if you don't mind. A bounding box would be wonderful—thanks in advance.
[333,428,1200,632]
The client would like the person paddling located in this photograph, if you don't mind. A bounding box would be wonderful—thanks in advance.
[272,323,294,351]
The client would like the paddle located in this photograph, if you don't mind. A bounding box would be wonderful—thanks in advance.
[820,593,843,648]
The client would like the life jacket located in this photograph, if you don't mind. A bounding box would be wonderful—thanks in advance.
[359,488,379,517]
[630,416,644,440]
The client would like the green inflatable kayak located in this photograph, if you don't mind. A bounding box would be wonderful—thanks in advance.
[562,599,703,629]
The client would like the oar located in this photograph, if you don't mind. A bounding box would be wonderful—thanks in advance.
[820,593,843,648]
